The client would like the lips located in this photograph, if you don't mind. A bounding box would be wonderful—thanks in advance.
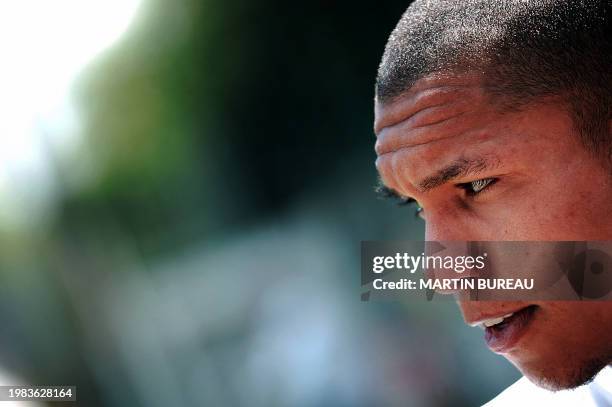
[482,305,538,353]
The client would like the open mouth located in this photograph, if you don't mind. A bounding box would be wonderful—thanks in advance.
[482,305,538,353]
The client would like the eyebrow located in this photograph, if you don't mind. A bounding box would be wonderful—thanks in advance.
[418,157,494,191]
[376,156,498,200]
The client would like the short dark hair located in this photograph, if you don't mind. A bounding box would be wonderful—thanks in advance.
[376,0,611,156]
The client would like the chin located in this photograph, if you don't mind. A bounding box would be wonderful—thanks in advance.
[517,356,610,391]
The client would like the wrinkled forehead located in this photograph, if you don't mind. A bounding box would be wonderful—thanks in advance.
[374,73,500,160]
[373,73,510,193]
[374,73,489,136]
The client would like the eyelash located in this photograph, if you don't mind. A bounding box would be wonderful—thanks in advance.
[395,197,423,218]
[458,177,498,196]
[405,201,423,217]
[376,185,423,217]
[409,177,497,217]
[377,178,497,218]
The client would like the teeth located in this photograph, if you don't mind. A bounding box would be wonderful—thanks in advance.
[482,317,504,328]
[480,312,514,329]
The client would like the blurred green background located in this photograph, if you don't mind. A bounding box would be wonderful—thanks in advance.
[0,1,519,406]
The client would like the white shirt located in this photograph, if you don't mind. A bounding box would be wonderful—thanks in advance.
[484,367,612,407]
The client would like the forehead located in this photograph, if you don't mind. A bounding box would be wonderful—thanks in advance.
[373,74,571,193]
[375,74,485,129]
[374,73,490,153]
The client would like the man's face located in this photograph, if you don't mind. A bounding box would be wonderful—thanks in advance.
[374,73,612,390]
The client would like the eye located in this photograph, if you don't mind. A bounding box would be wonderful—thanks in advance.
[459,177,497,196]
[392,197,422,218]
[413,202,423,218]
[374,185,423,218]
[396,197,423,217]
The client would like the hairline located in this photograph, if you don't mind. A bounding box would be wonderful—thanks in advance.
[378,67,612,167]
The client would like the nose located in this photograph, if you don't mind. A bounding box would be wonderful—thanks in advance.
[424,207,474,242]
[423,210,484,296]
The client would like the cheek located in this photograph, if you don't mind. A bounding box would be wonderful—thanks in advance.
[539,187,611,239]
[491,181,605,240]
[474,198,547,240]
[536,303,612,349]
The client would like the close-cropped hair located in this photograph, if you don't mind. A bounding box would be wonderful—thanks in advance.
[376,0,611,158]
